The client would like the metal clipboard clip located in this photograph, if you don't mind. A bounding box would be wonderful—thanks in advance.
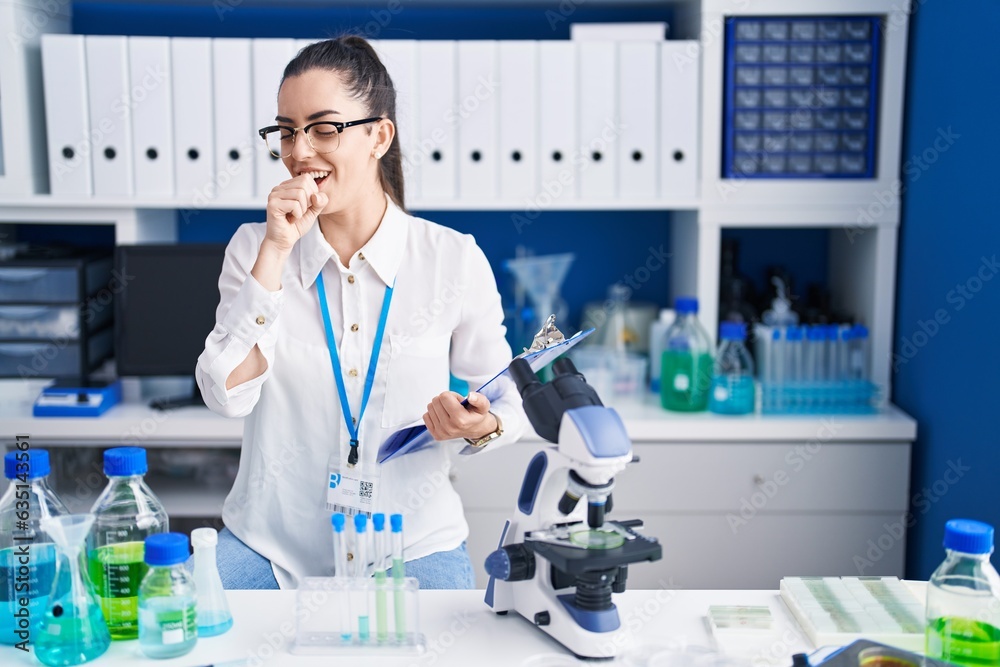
[517,314,566,358]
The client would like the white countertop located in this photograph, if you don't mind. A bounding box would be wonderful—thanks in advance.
[1,589,819,667]
[1,379,917,447]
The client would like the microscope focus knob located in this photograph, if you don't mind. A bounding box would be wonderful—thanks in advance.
[485,544,535,582]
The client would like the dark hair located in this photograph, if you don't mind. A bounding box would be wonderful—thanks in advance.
[281,36,405,211]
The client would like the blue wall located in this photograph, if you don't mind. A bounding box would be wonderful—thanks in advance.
[897,0,1000,577]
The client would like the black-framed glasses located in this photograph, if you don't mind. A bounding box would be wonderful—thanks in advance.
[258,117,383,158]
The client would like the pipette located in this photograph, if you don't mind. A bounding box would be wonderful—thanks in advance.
[331,513,351,642]
[354,513,370,642]
[391,513,405,641]
[372,513,388,643]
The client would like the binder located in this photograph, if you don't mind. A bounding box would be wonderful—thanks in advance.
[372,40,418,204]
[456,41,498,200]
[128,37,174,198]
[538,41,578,203]
[618,41,659,199]
[660,41,700,201]
[498,41,537,202]
[171,38,215,202]
[577,41,618,201]
[416,41,457,201]
[85,36,134,196]
[252,39,297,198]
[212,38,255,200]
[41,35,92,196]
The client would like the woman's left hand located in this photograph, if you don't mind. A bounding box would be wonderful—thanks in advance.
[424,391,498,442]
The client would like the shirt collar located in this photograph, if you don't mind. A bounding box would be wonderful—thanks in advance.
[299,193,409,289]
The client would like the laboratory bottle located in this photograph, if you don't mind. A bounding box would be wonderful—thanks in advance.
[138,533,197,659]
[925,519,1000,666]
[190,528,232,637]
[709,322,756,415]
[648,308,676,393]
[1,450,69,645]
[659,296,713,412]
[761,276,799,327]
[88,447,168,640]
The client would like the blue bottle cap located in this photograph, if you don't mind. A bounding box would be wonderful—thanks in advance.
[944,519,994,555]
[720,322,746,341]
[4,450,50,480]
[331,513,346,532]
[390,514,403,533]
[772,329,781,341]
[354,513,368,533]
[144,533,190,566]
[786,326,804,342]
[104,447,147,476]
[372,513,386,532]
[851,324,869,339]
[674,296,698,315]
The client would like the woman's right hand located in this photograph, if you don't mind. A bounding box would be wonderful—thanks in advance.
[264,175,330,253]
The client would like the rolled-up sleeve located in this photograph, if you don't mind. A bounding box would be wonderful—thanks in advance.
[195,224,283,418]
[448,236,529,451]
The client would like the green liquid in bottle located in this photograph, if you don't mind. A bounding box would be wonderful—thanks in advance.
[660,351,713,412]
[926,616,1000,666]
[88,541,147,640]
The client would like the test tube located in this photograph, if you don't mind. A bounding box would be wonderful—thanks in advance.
[771,328,784,385]
[850,324,870,381]
[372,513,388,643]
[391,513,406,641]
[353,514,370,642]
[804,326,825,382]
[331,513,351,642]
[785,326,804,383]
[836,325,853,380]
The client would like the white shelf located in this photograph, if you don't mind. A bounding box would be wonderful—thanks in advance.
[1,195,700,213]
[56,474,230,518]
[0,380,916,446]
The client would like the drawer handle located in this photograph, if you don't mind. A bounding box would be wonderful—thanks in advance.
[0,269,49,282]
[753,474,766,486]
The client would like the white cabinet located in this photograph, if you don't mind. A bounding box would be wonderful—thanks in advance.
[452,430,913,589]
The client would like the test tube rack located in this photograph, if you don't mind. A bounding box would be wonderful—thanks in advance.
[291,576,426,656]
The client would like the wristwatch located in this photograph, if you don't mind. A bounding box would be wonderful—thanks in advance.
[465,412,503,448]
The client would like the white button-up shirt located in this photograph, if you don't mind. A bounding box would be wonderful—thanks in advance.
[196,196,527,589]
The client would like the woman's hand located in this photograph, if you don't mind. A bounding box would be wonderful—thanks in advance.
[424,391,498,442]
[264,174,329,253]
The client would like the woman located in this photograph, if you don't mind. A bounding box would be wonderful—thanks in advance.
[196,36,526,590]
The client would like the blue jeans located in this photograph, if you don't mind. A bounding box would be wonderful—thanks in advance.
[217,527,476,590]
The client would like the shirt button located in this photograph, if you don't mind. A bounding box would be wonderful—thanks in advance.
[347,275,356,284]
[351,323,359,332]
[255,316,265,325]
[348,368,359,377]
[358,252,366,261]
[347,552,354,562]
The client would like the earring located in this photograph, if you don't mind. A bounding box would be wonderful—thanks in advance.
[374,151,382,160]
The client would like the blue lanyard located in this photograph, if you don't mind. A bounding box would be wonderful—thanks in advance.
[315,271,393,467]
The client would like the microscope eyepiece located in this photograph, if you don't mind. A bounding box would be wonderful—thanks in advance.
[509,357,541,396]
[552,356,579,377]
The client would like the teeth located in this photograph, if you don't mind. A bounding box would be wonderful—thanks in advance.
[304,171,330,180]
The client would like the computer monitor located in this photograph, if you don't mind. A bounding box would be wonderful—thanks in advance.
[114,244,227,409]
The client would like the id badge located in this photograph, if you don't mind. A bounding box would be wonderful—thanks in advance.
[326,460,380,516]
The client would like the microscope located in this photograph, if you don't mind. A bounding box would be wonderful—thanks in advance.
[484,356,662,659]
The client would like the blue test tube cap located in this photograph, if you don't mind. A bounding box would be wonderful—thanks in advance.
[786,326,804,341]
[390,513,403,533]
[354,513,368,533]
[772,328,781,341]
[4,450,51,480]
[851,324,869,339]
[806,325,825,341]
[372,513,386,532]
[331,513,346,533]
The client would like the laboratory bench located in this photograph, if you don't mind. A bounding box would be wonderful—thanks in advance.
[0,378,917,590]
[0,587,840,666]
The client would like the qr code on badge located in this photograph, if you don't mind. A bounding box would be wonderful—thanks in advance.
[360,481,374,499]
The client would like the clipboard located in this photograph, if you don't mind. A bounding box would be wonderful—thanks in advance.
[377,326,594,464]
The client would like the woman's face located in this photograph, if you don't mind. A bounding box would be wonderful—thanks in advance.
[276,69,383,212]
